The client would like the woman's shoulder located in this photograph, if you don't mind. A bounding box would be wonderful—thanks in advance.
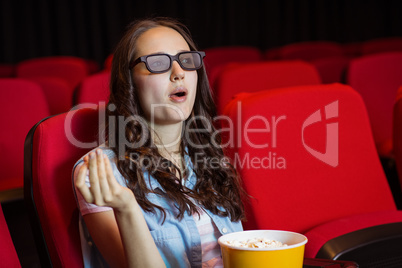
[98,144,117,159]
[73,143,117,168]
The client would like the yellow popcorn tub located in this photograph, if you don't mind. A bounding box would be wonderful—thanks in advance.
[218,230,308,268]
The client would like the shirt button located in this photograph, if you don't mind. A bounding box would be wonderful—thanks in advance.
[88,241,93,246]
[222,227,228,233]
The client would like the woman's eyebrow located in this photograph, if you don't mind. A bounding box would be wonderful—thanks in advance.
[162,50,191,54]
[142,50,191,56]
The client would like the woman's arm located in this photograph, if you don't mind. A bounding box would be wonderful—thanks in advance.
[75,149,166,268]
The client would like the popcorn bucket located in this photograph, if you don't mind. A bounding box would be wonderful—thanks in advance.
[218,230,308,268]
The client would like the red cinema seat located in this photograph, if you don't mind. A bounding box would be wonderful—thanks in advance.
[393,86,402,194]
[362,37,402,55]
[347,52,402,157]
[75,71,110,105]
[0,79,50,202]
[222,83,402,266]
[24,106,103,267]
[215,61,321,114]
[0,204,21,268]
[16,56,89,101]
[278,41,344,61]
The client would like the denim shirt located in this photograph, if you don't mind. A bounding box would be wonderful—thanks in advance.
[73,147,243,268]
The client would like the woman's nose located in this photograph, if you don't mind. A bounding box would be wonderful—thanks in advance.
[170,61,185,81]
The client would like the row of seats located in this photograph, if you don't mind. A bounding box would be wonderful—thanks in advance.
[18,83,402,267]
[207,52,349,89]
[1,52,401,198]
[0,56,93,115]
[204,37,402,85]
[0,56,110,114]
[265,37,402,61]
[0,57,100,79]
[213,52,402,158]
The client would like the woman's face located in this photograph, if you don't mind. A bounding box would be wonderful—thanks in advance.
[132,26,198,126]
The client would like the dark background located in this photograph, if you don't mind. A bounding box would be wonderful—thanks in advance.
[1,0,401,66]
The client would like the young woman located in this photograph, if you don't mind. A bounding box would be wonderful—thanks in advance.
[74,17,245,268]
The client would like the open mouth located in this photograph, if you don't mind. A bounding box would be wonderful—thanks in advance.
[169,88,188,101]
[172,91,186,97]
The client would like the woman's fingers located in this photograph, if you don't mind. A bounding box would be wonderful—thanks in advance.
[78,149,134,209]
[76,162,94,203]
[104,154,119,191]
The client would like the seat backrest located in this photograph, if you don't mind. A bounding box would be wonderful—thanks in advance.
[75,71,110,105]
[222,83,396,233]
[393,86,402,193]
[347,52,402,157]
[361,37,402,55]
[0,204,21,268]
[16,56,89,91]
[278,41,344,61]
[0,79,50,194]
[24,106,103,267]
[215,61,321,114]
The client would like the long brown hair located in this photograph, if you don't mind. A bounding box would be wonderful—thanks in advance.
[106,17,245,222]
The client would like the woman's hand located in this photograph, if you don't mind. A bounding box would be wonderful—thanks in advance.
[75,149,136,213]
[75,149,166,268]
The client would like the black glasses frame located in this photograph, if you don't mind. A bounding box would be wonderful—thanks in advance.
[130,51,206,73]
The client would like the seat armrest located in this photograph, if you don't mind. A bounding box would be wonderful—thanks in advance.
[303,258,359,267]
[315,222,402,260]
